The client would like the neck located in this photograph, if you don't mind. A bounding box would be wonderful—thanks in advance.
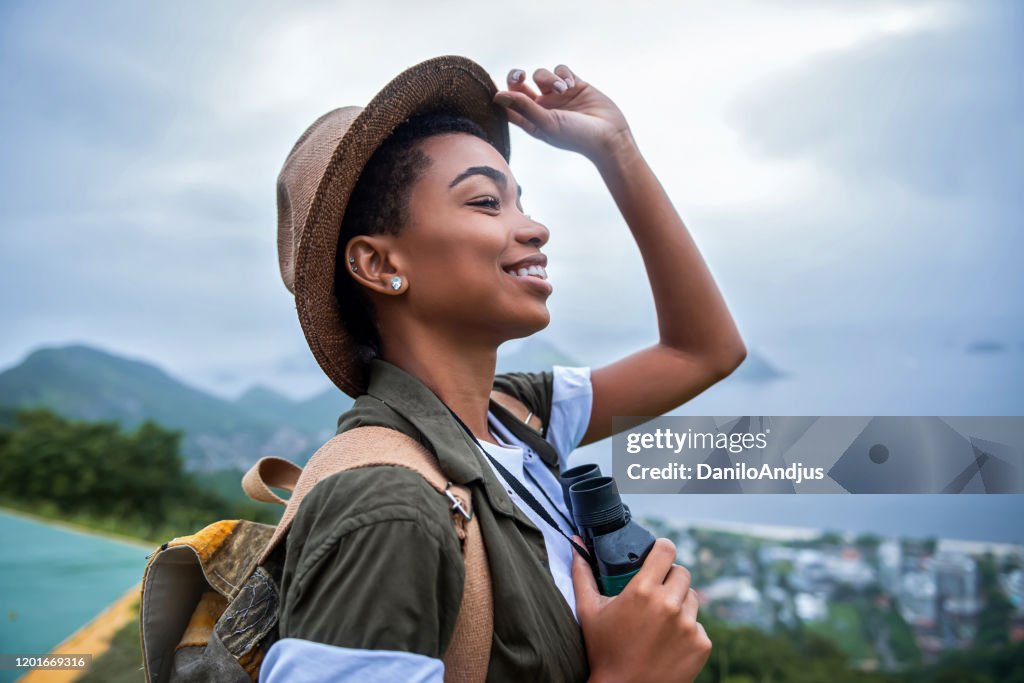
[379,320,501,446]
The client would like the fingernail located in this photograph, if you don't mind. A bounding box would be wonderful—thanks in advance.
[553,80,567,93]
[494,93,513,106]
[510,69,524,83]
[565,76,575,88]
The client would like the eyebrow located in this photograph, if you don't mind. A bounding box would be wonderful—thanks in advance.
[448,165,522,199]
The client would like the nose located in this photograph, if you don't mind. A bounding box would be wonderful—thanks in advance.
[515,215,550,248]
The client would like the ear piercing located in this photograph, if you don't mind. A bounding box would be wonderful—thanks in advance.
[350,258,401,291]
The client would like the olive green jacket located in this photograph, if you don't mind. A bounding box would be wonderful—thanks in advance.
[276,358,590,681]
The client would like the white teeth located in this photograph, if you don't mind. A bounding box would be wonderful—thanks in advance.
[505,264,548,280]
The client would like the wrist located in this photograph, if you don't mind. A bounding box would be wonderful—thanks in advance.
[588,128,640,171]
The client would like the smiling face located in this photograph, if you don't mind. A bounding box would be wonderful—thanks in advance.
[376,132,553,346]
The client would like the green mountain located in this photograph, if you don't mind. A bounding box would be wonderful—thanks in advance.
[235,384,348,436]
[0,339,583,470]
[0,344,351,470]
[0,337,776,471]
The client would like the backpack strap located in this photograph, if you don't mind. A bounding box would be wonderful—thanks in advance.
[489,390,544,432]
[249,426,492,683]
[489,390,561,471]
[242,456,301,505]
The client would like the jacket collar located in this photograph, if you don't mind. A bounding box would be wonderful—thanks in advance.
[361,357,521,517]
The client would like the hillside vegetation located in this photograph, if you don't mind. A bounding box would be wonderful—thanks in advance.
[0,408,280,542]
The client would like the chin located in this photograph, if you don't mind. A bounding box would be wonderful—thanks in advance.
[515,308,551,338]
[496,305,550,342]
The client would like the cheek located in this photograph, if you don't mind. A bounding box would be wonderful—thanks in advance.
[405,252,499,314]
[407,230,504,285]
[411,248,496,285]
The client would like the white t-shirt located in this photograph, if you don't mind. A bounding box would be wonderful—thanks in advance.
[261,365,594,683]
[478,364,593,621]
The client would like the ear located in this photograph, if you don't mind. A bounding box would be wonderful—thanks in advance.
[344,235,406,295]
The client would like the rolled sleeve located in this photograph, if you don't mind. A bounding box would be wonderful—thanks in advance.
[547,366,594,468]
[277,468,465,661]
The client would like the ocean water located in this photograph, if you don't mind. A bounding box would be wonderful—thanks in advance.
[0,511,150,683]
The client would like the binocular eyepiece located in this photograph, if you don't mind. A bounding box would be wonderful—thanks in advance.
[559,464,655,596]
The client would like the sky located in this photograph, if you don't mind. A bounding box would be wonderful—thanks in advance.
[0,0,1021,401]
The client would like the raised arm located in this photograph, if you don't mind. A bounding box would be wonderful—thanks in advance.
[494,64,746,446]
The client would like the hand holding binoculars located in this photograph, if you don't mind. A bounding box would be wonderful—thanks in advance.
[560,464,656,596]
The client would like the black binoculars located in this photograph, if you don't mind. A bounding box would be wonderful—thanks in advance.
[560,464,655,596]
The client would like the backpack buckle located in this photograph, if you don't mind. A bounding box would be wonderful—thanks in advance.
[445,482,472,521]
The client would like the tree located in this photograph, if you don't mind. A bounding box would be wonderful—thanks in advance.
[0,408,276,540]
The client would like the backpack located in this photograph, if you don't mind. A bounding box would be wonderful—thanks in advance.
[137,391,540,683]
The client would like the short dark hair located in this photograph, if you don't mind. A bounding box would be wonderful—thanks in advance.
[334,111,496,360]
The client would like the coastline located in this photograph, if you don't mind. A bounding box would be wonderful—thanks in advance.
[678,516,821,541]
[672,515,1024,555]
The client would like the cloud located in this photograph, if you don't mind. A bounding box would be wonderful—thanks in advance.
[707,0,1024,335]
[728,1,1023,201]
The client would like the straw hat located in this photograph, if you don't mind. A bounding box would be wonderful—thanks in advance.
[277,56,511,397]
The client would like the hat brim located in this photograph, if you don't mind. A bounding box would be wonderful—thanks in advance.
[292,56,511,398]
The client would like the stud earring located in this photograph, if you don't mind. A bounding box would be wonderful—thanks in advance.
[390,276,402,291]
[348,256,357,272]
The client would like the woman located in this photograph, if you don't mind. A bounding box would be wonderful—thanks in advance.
[265,56,745,682]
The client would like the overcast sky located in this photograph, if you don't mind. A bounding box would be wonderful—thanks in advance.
[1,0,1020,399]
